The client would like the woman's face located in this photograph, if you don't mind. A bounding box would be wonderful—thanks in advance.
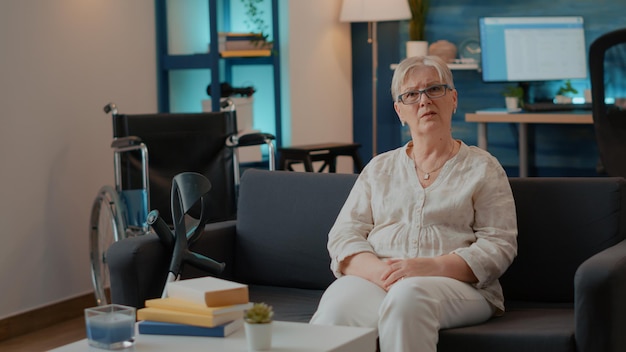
[394,66,457,135]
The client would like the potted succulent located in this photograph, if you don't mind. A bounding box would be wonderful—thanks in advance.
[502,85,524,111]
[555,80,578,104]
[244,302,274,351]
[406,0,430,57]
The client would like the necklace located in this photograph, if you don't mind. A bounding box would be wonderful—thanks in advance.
[412,141,455,180]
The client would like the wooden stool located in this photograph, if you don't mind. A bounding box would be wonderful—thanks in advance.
[278,142,363,173]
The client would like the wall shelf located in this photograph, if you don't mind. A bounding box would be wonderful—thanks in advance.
[447,63,480,70]
[390,62,479,70]
[161,54,275,70]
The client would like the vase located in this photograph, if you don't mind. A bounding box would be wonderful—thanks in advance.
[505,97,520,111]
[406,41,428,58]
[428,40,457,63]
[245,321,272,351]
[555,95,573,104]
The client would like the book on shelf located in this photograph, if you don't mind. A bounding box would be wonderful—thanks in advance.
[220,49,272,58]
[145,297,252,316]
[219,32,271,51]
[138,319,243,337]
[137,307,244,328]
[165,276,249,307]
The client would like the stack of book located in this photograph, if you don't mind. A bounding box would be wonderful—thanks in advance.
[218,32,272,58]
[137,276,251,337]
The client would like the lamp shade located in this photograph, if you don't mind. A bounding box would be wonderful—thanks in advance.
[340,0,411,23]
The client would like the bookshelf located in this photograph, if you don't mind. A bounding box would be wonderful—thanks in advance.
[154,0,283,146]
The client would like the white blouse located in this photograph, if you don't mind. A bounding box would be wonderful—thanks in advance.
[328,141,518,313]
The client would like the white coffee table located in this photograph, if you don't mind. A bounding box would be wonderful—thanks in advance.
[50,321,377,352]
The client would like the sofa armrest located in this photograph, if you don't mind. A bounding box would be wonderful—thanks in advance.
[107,233,170,308]
[182,220,238,280]
[575,239,626,352]
[107,220,238,308]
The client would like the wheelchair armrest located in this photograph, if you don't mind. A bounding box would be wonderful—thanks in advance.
[228,132,275,147]
[574,239,626,352]
[110,136,143,149]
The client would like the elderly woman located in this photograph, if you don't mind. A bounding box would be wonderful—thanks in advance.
[310,55,518,351]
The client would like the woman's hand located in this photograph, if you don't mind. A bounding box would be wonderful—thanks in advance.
[341,252,391,290]
[380,254,478,290]
[380,257,440,290]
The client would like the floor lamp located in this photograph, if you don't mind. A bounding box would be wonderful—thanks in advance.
[340,0,411,157]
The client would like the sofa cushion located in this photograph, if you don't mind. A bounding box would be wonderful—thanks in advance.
[439,308,575,352]
[248,285,324,323]
[233,169,358,290]
[502,177,626,302]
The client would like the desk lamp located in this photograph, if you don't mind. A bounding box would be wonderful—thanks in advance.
[340,0,411,156]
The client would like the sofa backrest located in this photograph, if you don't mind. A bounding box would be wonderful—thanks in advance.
[233,169,358,290]
[502,177,626,303]
[232,170,626,302]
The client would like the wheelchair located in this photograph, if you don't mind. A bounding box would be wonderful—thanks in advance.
[89,102,275,305]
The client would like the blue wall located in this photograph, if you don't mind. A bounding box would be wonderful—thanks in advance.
[352,0,626,176]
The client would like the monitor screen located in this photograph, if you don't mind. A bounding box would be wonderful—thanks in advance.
[479,16,587,82]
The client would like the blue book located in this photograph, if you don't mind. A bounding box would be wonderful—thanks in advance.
[138,319,243,337]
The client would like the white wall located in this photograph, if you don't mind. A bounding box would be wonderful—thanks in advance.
[0,0,352,319]
[0,0,157,319]
[285,0,354,173]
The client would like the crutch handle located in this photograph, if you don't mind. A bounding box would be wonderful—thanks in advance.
[147,210,174,249]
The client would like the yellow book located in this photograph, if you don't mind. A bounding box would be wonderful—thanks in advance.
[220,49,271,58]
[137,307,244,328]
[165,276,249,307]
[145,297,252,316]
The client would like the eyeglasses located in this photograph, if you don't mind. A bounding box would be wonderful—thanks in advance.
[397,84,451,105]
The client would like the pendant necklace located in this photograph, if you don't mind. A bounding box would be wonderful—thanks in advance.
[412,141,455,180]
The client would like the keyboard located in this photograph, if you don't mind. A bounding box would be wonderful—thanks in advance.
[523,102,592,112]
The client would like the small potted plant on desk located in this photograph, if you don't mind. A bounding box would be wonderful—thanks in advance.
[502,85,524,112]
[555,80,578,104]
[244,302,274,351]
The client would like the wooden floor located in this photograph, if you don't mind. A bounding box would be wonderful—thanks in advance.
[0,316,85,351]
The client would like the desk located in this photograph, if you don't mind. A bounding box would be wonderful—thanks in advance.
[279,142,363,173]
[465,112,593,177]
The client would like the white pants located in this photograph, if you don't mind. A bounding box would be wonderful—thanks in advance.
[310,275,493,352]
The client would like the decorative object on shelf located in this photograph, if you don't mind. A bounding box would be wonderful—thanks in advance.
[207,82,255,98]
[340,0,411,157]
[428,40,457,63]
[555,79,578,104]
[240,0,272,48]
[502,85,524,112]
[459,38,481,65]
[407,41,429,58]
[244,302,274,351]
[406,0,429,58]
[218,32,273,56]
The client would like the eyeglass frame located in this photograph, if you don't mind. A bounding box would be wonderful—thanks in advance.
[396,84,452,105]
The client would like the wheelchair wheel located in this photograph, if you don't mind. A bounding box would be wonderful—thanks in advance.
[89,185,127,306]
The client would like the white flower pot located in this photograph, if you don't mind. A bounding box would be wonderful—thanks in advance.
[505,97,520,111]
[555,95,573,104]
[245,321,272,351]
[406,41,428,58]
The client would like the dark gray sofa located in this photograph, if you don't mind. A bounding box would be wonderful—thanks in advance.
[107,169,626,352]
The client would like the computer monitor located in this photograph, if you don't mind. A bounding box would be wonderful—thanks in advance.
[479,16,587,83]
